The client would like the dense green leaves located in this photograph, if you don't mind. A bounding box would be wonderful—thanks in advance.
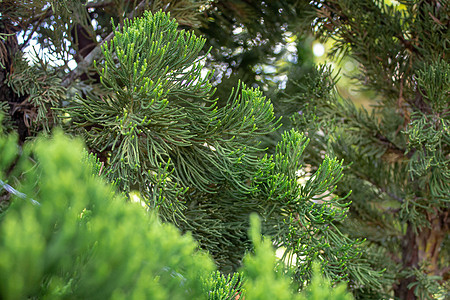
[64,11,279,203]
[288,1,449,298]
[203,271,242,300]
[0,131,214,299]
[57,10,375,291]
[0,128,358,299]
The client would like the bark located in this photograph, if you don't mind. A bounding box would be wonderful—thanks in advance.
[395,222,419,300]
[395,212,449,300]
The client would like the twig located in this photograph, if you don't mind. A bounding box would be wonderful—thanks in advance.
[25,1,115,26]
[61,30,113,88]
[61,0,152,88]
[354,169,405,204]
[375,132,412,159]
[19,7,51,50]
[0,179,41,206]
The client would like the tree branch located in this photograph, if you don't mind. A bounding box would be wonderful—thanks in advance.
[0,179,41,206]
[25,1,115,26]
[375,132,413,159]
[61,0,152,88]
[353,169,405,204]
[19,7,52,50]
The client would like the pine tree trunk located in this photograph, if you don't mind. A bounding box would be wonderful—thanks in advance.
[396,222,419,299]
[395,214,449,299]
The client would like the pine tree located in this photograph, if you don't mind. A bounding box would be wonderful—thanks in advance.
[4,0,442,298]
[282,1,449,299]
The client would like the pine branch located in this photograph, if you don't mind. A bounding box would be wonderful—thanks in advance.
[24,1,114,27]
[351,163,405,204]
[61,0,152,88]
[375,132,412,159]
[19,6,52,50]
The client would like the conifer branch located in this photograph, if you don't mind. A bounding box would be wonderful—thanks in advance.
[19,8,50,50]
[26,1,114,26]
[356,169,405,204]
[375,132,412,159]
[61,0,151,88]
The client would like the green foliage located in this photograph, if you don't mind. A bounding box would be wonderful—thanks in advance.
[64,10,277,197]
[0,131,214,299]
[199,0,313,93]
[405,59,450,204]
[298,264,354,300]
[241,214,354,300]
[5,54,64,132]
[242,214,295,300]
[0,128,365,300]
[62,12,301,272]
[45,0,94,60]
[203,271,242,300]
[286,0,449,298]
[3,1,436,298]
[407,266,448,300]
[0,103,12,132]
[256,130,385,292]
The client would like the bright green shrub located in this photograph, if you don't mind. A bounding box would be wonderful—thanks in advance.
[0,131,214,299]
